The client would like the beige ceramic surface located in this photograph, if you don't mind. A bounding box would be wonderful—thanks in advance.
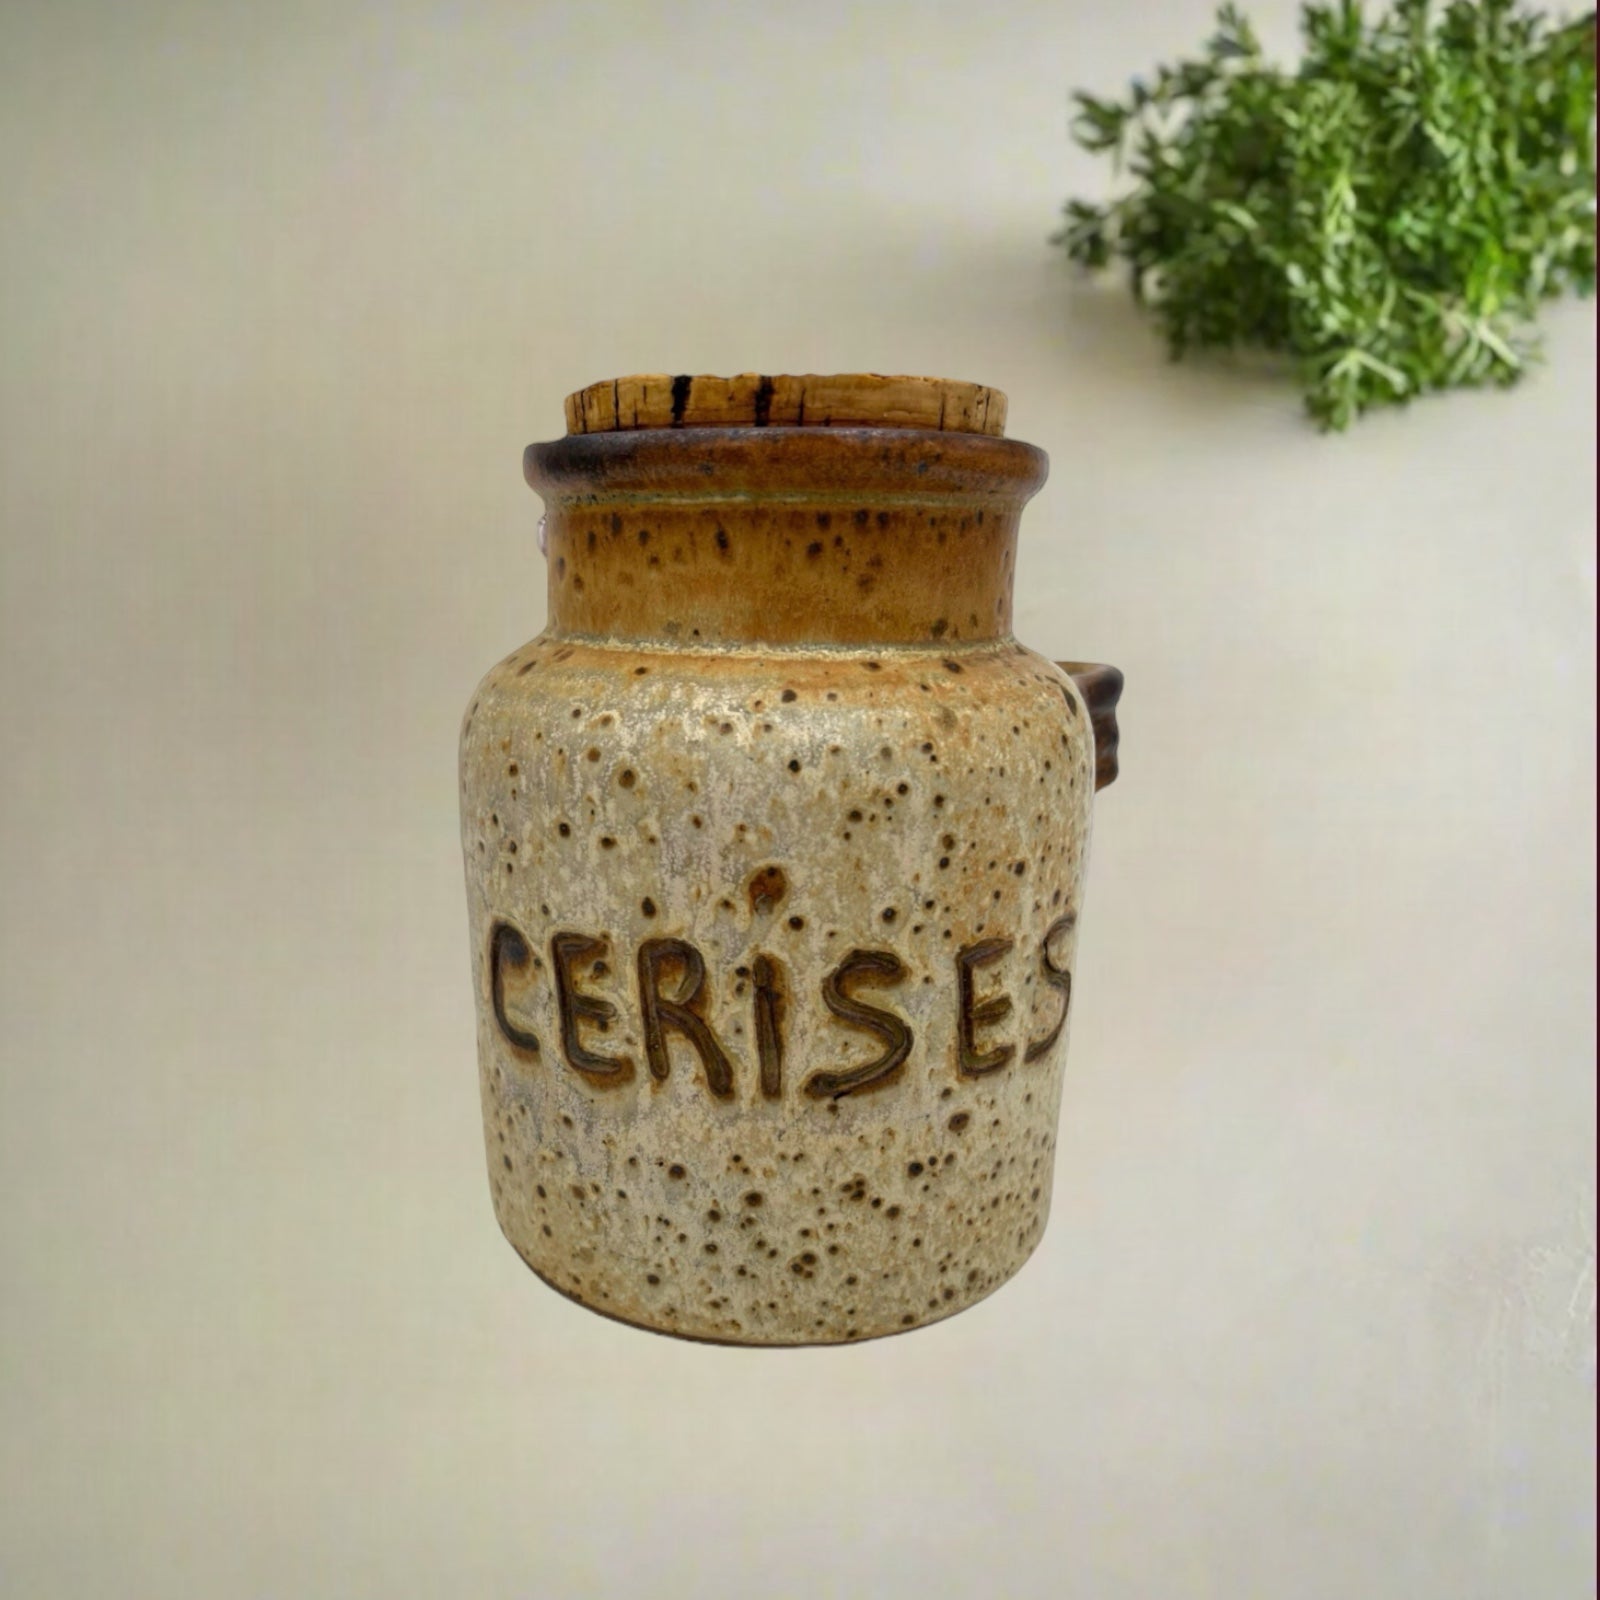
[462,385,1104,1342]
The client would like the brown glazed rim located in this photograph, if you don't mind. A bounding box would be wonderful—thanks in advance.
[526,425,1048,505]
[564,373,1008,437]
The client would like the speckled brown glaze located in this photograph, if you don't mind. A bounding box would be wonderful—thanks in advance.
[460,374,1122,1344]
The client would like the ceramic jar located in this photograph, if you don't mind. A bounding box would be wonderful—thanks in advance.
[460,374,1122,1344]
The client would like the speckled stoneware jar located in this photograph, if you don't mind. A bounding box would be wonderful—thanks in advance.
[460,373,1122,1345]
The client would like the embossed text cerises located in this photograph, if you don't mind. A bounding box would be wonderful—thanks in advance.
[489,915,1075,1100]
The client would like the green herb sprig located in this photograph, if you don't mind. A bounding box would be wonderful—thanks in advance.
[1057,0,1596,429]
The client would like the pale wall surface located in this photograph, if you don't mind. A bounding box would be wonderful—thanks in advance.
[1,2,1593,1595]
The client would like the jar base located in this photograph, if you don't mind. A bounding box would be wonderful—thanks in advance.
[501,1224,1045,1348]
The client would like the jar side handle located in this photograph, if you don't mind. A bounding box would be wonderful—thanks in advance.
[1055,662,1123,792]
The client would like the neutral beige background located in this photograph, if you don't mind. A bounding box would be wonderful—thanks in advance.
[1,1,1594,1595]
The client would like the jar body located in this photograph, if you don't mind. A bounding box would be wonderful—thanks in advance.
[461,392,1114,1344]
[462,635,1095,1343]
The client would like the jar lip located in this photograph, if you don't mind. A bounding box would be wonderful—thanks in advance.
[525,425,1048,506]
[563,373,1008,438]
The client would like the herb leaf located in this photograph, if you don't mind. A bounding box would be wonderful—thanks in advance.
[1057,0,1597,429]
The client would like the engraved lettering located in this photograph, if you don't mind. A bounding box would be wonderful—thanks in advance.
[804,949,913,1099]
[1024,912,1075,1063]
[752,953,786,1099]
[637,937,735,1098]
[957,937,1015,1076]
[551,931,632,1083]
[489,919,541,1056]
[486,905,1078,1104]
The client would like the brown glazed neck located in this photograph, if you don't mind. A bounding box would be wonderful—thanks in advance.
[523,426,1050,650]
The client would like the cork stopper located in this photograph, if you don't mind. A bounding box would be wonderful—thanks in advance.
[563,373,1008,437]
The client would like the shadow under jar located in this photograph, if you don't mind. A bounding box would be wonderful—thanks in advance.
[460,373,1123,1345]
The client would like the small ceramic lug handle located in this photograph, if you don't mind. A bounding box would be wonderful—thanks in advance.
[1056,662,1123,792]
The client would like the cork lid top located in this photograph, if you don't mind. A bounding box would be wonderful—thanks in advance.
[563,373,1008,437]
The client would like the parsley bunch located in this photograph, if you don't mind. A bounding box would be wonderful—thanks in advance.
[1057,0,1596,429]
